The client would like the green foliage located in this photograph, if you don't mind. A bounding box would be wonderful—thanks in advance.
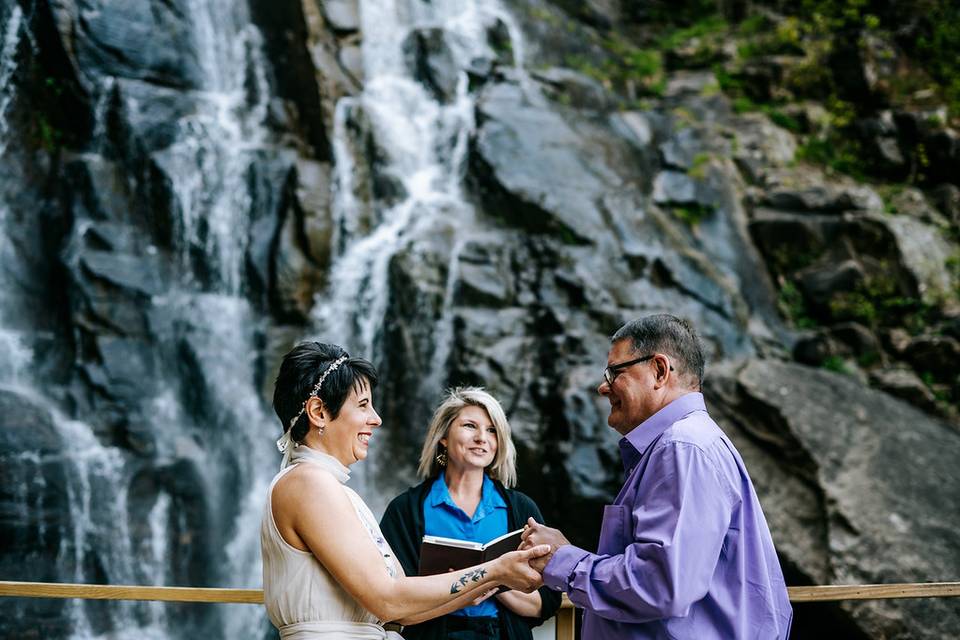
[688,152,713,179]
[901,4,960,118]
[919,372,951,402]
[765,108,803,132]
[624,48,665,86]
[767,245,818,277]
[526,6,561,26]
[736,17,805,58]
[732,96,754,113]
[37,118,62,151]
[822,355,852,375]
[783,57,834,99]
[829,290,878,325]
[798,0,873,32]
[568,13,732,102]
[731,94,804,132]
[671,203,712,226]
[947,253,960,280]
[826,272,935,332]
[857,350,881,368]
[785,0,960,120]
[946,253,960,300]
[30,76,65,152]
[778,280,817,329]
[876,184,906,215]
[658,14,727,50]
[739,14,772,37]
[713,65,742,93]
[796,135,867,179]
[566,35,666,98]
[671,106,698,128]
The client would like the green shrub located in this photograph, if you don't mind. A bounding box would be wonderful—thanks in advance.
[796,135,867,179]
[658,14,727,50]
[672,203,712,226]
[822,355,852,375]
[688,152,712,179]
[778,280,817,328]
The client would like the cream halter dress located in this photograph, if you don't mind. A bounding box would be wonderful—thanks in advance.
[261,444,402,639]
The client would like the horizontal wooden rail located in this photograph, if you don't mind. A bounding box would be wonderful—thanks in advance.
[2,581,959,640]
[0,582,263,604]
[2,580,960,604]
[787,582,960,602]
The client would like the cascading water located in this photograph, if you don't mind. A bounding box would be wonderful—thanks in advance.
[0,4,23,156]
[315,0,526,515]
[1,0,275,638]
[0,4,29,380]
[3,0,530,636]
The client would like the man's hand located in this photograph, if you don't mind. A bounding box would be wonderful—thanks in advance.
[520,517,570,573]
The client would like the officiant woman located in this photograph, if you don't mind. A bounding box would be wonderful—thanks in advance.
[380,387,561,640]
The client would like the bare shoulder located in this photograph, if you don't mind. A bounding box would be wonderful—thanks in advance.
[273,464,347,509]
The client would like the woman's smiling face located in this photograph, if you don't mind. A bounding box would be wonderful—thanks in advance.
[324,379,381,466]
[441,405,498,472]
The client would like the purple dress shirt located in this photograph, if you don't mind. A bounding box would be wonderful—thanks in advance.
[544,393,792,639]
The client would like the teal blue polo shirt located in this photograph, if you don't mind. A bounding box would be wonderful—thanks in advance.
[424,473,508,617]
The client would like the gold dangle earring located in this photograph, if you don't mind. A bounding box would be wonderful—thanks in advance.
[435,447,447,467]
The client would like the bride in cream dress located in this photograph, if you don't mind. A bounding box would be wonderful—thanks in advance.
[261,342,549,639]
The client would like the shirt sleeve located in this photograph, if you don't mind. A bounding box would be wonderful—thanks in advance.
[545,441,739,624]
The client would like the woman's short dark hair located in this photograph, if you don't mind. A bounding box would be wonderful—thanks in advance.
[273,342,379,443]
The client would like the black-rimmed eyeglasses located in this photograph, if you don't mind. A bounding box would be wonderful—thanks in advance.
[602,354,673,386]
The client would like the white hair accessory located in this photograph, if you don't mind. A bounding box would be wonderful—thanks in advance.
[286,355,349,431]
[276,430,296,469]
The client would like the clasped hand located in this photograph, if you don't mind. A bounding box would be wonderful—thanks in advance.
[495,544,550,593]
[519,516,569,573]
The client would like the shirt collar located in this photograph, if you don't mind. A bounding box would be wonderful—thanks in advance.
[619,392,706,472]
[427,473,451,508]
[427,473,506,520]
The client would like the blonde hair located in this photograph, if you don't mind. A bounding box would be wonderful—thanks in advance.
[416,387,517,488]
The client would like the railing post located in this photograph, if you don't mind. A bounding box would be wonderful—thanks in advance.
[555,595,575,640]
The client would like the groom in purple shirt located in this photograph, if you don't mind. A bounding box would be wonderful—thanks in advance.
[521,315,792,639]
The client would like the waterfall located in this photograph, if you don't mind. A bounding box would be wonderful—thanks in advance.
[0,4,28,380]
[151,0,270,294]
[314,0,525,514]
[2,0,529,637]
[107,0,281,626]
[1,0,275,637]
[0,4,23,154]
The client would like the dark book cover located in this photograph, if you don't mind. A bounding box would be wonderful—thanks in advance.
[418,528,524,576]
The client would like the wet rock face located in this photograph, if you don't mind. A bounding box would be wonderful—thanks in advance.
[3,1,960,639]
[0,391,72,606]
[402,28,461,104]
[67,0,204,89]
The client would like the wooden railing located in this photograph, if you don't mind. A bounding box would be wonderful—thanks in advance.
[3,581,960,640]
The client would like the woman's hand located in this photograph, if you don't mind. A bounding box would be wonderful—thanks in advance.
[494,545,550,593]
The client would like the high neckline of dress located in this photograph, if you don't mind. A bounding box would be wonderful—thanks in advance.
[288,445,351,484]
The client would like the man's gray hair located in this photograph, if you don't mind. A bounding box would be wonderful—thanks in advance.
[611,314,705,389]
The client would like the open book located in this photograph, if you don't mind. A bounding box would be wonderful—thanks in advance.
[418,528,525,576]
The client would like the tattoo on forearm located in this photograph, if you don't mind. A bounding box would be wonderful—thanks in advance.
[449,568,487,594]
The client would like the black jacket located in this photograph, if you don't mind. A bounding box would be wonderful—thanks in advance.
[379,477,562,640]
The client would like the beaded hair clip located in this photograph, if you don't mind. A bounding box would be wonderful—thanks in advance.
[287,355,349,430]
